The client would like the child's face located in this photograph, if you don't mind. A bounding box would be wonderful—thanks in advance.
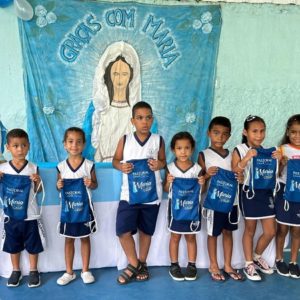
[64,131,85,156]
[173,139,193,163]
[208,125,230,150]
[243,121,265,147]
[287,123,300,147]
[131,108,153,135]
[6,137,29,160]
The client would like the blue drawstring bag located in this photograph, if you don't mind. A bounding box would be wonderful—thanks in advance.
[203,168,237,214]
[60,178,91,223]
[0,173,31,220]
[127,159,158,205]
[171,177,201,222]
[284,159,300,203]
[243,147,279,199]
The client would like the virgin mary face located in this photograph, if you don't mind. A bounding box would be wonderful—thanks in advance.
[110,59,131,91]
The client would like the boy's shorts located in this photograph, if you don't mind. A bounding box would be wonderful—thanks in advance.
[116,200,160,236]
[1,218,45,254]
[59,217,97,238]
[206,205,238,237]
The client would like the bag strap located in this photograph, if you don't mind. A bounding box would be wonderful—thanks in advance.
[228,184,240,225]
[242,158,255,199]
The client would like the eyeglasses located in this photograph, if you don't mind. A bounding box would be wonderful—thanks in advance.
[245,115,259,122]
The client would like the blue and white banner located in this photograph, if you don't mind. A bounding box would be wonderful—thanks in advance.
[284,159,300,203]
[171,177,201,221]
[203,168,237,213]
[0,174,31,220]
[19,0,221,163]
[127,158,157,204]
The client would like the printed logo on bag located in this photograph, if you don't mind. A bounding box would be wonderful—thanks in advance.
[174,198,194,210]
[132,170,153,193]
[65,190,84,212]
[4,187,25,210]
[289,171,300,192]
[212,179,234,204]
[254,158,274,180]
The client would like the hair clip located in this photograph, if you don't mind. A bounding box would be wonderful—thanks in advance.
[245,115,258,122]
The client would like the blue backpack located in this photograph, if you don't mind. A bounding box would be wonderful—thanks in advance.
[243,147,279,199]
[203,168,238,215]
[283,159,300,211]
[170,177,201,222]
[0,173,32,220]
[60,178,91,223]
[127,159,158,205]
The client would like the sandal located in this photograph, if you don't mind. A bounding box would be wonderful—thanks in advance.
[210,271,225,282]
[136,261,149,282]
[117,263,140,285]
[224,270,244,281]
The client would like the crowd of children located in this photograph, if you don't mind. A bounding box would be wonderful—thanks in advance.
[0,101,299,288]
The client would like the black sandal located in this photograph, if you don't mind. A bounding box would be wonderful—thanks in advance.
[117,263,140,285]
[136,261,149,281]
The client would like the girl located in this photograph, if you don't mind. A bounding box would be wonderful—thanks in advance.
[232,115,281,281]
[164,132,204,281]
[275,114,300,279]
[56,127,98,285]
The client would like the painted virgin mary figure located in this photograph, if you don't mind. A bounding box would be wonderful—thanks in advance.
[91,41,141,162]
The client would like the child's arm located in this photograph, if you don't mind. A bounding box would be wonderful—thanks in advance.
[84,168,98,190]
[148,138,166,171]
[197,152,217,180]
[31,172,41,193]
[56,173,64,190]
[231,148,257,173]
[112,136,133,174]
[163,169,174,192]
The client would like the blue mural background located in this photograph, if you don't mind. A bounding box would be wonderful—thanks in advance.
[19,0,221,163]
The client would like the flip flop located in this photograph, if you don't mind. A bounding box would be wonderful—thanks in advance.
[210,272,225,282]
[224,270,244,281]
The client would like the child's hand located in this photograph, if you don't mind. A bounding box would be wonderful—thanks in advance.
[198,176,205,185]
[30,174,41,184]
[272,149,283,160]
[57,178,64,190]
[207,166,218,177]
[166,173,174,184]
[148,159,159,171]
[235,172,244,184]
[84,177,93,188]
[120,162,133,174]
[280,155,288,167]
[0,171,3,178]
[245,149,257,160]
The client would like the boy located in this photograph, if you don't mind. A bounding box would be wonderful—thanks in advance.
[113,101,166,284]
[0,129,45,287]
[198,117,243,281]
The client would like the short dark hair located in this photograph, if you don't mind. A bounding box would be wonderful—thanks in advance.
[6,128,29,144]
[63,127,86,143]
[242,115,266,143]
[170,131,195,150]
[132,101,153,117]
[208,116,231,132]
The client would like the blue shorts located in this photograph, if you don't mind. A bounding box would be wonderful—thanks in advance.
[240,187,275,219]
[275,183,300,226]
[1,218,44,254]
[116,200,160,236]
[167,200,201,234]
[59,218,97,238]
[206,205,238,237]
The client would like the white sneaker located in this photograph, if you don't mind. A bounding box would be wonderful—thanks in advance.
[243,263,261,281]
[57,273,76,286]
[81,271,95,284]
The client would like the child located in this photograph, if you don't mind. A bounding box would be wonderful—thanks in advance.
[198,117,243,281]
[275,114,300,278]
[56,127,98,285]
[113,101,166,284]
[0,129,45,288]
[232,115,281,281]
[165,132,204,281]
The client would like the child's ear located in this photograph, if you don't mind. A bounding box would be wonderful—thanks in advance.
[242,129,247,137]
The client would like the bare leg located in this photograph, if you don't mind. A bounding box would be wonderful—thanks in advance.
[139,230,152,263]
[29,253,38,271]
[255,218,276,255]
[169,233,181,263]
[207,235,220,272]
[65,237,75,274]
[185,234,197,263]
[81,237,91,272]
[243,219,257,262]
[290,227,300,263]
[11,253,21,270]
[223,229,234,272]
[276,223,289,261]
